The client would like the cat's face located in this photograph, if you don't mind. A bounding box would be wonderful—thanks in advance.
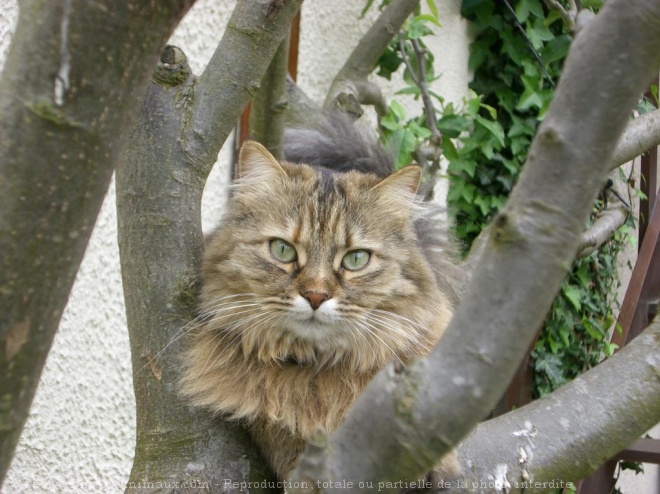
[200,142,443,368]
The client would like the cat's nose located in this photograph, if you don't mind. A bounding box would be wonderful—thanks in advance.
[303,291,329,310]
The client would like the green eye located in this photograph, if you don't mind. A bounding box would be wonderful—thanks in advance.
[269,238,297,263]
[341,249,370,271]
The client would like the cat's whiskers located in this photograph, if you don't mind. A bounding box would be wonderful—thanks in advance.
[349,318,404,367]
[134,298,260,377]
[197,308,281,378]
[360,311,428,353]
[369,308,430,332]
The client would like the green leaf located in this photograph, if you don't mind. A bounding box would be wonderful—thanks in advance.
[413,13,441,28]
[527,0,545,18]
[436,113,471,138]
[473,195,491,216]
[395,86,422,96]
[541,34,572,66]
[514,0,529,23]
[480,102,497,120]
[535,353,567,388]
[474,115,505,147]
[390,100,406,121]
[360,0,375,18]
[563,285,582,311]
[426,0,439,19]
[408,17,435,38]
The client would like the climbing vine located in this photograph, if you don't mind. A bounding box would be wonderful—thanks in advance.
[369,0,632,404]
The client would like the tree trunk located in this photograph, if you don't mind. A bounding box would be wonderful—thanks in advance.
[116,1,303,491]
[0,0,194,484]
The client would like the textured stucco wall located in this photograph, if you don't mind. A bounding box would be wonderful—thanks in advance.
[1,2,470,492]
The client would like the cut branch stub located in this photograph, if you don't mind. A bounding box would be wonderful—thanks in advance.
[153,45,192,86]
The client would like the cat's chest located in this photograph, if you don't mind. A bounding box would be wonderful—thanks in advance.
[254,363,372,438]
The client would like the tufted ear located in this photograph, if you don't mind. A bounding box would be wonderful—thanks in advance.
[237,141,287,183]
[371,165,421,212]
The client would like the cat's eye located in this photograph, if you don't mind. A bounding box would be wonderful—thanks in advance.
[269,238,297,263]
[341,249,370,271]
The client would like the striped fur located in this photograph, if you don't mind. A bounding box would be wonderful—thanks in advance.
[180,125,463,479]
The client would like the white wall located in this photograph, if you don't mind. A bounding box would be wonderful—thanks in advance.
[1,2,470,492]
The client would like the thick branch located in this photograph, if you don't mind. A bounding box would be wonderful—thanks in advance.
[249,34,291,160]
[324,0,419,114]
[291,1,660,491]
[453,319,660,492]
[117,2,302,490]
[0,0,193,485]
[118,50,274,491]
[183,0,303,170]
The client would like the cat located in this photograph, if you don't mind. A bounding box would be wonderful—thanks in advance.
[179,114,464,483]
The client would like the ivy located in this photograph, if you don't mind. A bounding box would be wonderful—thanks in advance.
[368,0,632,405]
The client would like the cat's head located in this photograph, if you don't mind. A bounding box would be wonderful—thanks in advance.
[199,141,450,371]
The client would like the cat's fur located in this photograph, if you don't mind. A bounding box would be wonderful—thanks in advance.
[180,115,464,480]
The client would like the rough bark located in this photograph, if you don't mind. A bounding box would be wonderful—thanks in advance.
[290,1,660,491]
[116,1,302,491]
[453,319,660,493]
[0,0,194,486]
[324,0,420,116]
[249,35,291,160]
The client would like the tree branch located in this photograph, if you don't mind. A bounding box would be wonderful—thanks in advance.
[290,1,660,491]
[182,0,303,171]
[117,2,302,490]
[576,201,629,258]
[0,0,193,485]
[453,319,660,492]
[610,108,660,171]
[543,0,576,32]
[324,0,420,115]
[249,34,291,160]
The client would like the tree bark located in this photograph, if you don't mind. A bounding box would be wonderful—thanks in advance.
[116,1,302,491]
[290,1,660,491]
[249,35,291,160]
[453,319,660,493]
[0,0,194,485]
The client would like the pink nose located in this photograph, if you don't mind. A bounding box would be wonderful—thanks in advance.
[303,291,329,310]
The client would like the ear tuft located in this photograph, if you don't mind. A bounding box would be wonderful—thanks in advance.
[374,165,421,195]
[370,166,421,215]
[237,141,286,182]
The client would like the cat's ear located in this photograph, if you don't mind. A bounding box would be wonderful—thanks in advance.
[372,165,421,212]
[237,141,287,182]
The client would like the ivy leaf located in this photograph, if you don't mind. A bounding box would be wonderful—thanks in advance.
[514,0,529,23]
[376,45,402,80]
[563,285,582,312]
[535,353,567,388]
[474,115,505,147]
[426,0,439,19]
[474,195,491,216]
[541,34,572,66]
[436,113,471,138]
[414,13,441,28]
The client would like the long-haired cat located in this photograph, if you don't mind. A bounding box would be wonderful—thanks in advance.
[180,115,464,482]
